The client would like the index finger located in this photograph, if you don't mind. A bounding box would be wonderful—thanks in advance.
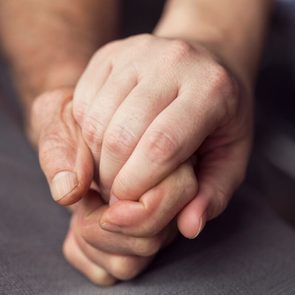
[101,161,198,237]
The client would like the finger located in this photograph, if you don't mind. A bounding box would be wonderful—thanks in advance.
[78,65,138,190]
[74,230,152,281]
[99,79,177,197]
[34,89,93,206]
[76,191,170,257]
[63,229,117,286]
[110,90,223,203]
[177,138,251,239]
[100,161,198,237]
[73,43,118,120]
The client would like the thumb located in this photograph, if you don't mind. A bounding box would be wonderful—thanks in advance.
[34,89,94,206]
[177,139,250,239]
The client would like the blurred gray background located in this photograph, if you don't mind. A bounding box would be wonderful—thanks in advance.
[249,0,295,226]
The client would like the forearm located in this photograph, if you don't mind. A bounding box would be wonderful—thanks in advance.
[155,0,273,86]
[0,0,119,121]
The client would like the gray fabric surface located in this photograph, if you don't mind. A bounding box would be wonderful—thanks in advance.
[0,67,295,295]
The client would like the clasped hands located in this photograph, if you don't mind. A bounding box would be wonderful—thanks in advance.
[31,34,252,285]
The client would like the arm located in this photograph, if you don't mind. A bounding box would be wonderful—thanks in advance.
[0,0,119,134]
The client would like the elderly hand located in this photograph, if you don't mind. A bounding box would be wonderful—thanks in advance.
[63,191,159,286]
[30,87,94,205]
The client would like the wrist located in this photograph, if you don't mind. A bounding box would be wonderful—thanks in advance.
[154,1,226,48]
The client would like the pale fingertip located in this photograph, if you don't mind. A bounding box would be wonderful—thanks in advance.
[188,215,206,239]
[178,211,207,240]
[89,265,117,287]
[177,192,210,239]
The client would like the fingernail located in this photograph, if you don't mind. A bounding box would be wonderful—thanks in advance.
[50,171,78,201]
[109,194,119,206]
[100,213,122,232]
[189,217,206,239]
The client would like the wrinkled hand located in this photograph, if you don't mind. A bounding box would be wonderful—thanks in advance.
[30,87,94,205]
[73,34,253,238]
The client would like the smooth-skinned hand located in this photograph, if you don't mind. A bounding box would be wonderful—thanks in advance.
[72,34,253,238]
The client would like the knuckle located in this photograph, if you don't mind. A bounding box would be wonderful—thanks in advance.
[145,129,180,164]
[168,39,192,62]
[209,63,230,88]
[133,237,161,257]
[208,64,239,117]
[81,113,105,151]
[210,64,233,95]
[109,256,143,280]
[87,41,117,66]
[104,125,136,157]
